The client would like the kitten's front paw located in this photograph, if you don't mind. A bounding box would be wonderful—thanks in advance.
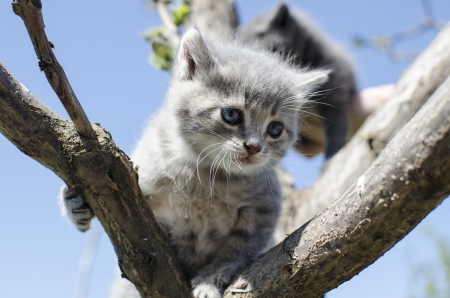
[192,283,221,298]
[60,186,95,232]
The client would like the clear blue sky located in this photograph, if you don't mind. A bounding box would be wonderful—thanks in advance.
[0,1,449,297]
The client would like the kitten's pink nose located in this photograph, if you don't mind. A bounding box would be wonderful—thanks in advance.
[244,143,261,155]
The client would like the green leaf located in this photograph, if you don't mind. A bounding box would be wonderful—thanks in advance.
[150,42,173,71]
[149,54,172,71]
[152,41,173,60]
[172,3,191,26]
[143,27,164,41]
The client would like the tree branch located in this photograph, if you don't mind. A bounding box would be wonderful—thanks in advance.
[275,24,450,242]
[154,0,181,49]
[12,0,96,140]
[0,62,191,297]
[224,69,450,298]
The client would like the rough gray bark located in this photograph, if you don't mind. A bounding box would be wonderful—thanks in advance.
[5,1,191,297]
[225,73,450,298]
[275,24,450,242]
[12,0,96,140]
[1,0,450,297]
[0,62,190,297]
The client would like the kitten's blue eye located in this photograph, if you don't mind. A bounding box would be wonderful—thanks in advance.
[267,121,283,138]
[221,108,242,125]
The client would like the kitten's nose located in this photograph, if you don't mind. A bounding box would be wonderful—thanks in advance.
[244,143,261,155]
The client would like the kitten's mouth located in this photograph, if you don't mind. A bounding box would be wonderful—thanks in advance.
[238,155,257,165]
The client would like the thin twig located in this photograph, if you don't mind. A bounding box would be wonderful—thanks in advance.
[155,0,181,50]
[354,0,446,62]
[12,0,97,140]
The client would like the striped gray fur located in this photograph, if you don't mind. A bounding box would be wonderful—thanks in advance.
[60,27,328,298]
[240,2,358,159]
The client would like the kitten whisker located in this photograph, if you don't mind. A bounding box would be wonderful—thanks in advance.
[279,112,315,134]
[230,152,242,169]
[209,149,226,198]
[195,143,223,181]
[274,166,294,185]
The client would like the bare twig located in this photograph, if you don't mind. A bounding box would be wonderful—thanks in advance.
[155,0,181,49]
[11,0,96,140]
[353,0,446,62]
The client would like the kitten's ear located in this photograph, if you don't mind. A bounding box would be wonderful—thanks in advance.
[295,70,330,92]
[177,28,213,80]
[270,3,290,27]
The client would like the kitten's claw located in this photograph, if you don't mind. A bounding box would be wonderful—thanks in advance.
[60,186,95,232]
[192,283,221,298]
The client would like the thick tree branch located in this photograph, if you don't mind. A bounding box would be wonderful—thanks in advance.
[275,24,450,241]
[0,63,190,298]
[12,0,96,140]
[224,71,450,298]
[7,2,191,294]
[2,30,190,298]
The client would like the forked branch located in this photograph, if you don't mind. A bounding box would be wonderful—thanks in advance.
[12,0,96,140]
[0,62,191,297]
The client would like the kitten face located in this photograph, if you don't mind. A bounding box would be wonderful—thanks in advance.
[168,28,328,175]
[174,87,298,175]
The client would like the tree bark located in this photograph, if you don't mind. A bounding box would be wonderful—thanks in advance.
[275,24,450,242]
[4,1,191,296]
[0,62,191,297]
[12,0,96,140]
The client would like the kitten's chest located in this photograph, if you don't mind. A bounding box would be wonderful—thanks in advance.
[148,182,242,253]
[151,188,240,235]
[168,200,239,239]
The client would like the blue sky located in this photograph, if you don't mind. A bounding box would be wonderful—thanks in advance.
[0,1,449,297]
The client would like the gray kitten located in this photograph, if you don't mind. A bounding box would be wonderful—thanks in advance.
[60,28,328,298]
[240,3,357,159]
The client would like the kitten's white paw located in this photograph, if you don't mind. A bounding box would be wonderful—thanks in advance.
[192,283,221,298]
[60,186,94,232]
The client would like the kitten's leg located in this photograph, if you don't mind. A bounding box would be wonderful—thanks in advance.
[59,185,95,232]
[191,205,279,298]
